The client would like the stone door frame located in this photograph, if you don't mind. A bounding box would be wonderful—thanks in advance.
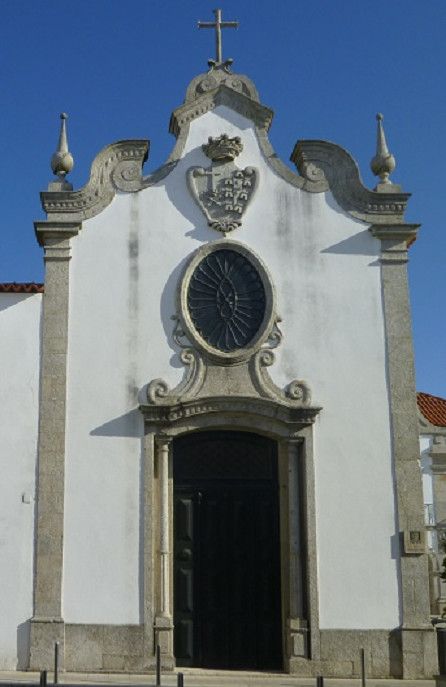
[141,404,320,672]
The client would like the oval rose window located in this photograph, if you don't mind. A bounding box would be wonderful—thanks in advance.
[187,249,266,352]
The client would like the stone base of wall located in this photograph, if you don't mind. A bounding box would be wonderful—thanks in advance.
[287,628,437,679]
[316,629,402,678]
[29,618,65,672]
[65,625,149,673]
[29,623,438,678]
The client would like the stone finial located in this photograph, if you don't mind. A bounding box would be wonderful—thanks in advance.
[370,113,396,188]
[51,113,74,181]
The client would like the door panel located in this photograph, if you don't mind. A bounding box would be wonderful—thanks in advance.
[174,431,282,670]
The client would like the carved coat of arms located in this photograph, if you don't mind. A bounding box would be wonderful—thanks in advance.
[187,134,258,233]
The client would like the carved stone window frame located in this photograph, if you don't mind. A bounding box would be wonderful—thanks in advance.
[178,239,276,364]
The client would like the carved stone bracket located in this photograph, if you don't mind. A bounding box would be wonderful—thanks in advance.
[147,348,205,406]
[141,316,320,430]
[292,140,410,223]
[146,343,311,412]
[41,140,149,221]
[250,348,311,406]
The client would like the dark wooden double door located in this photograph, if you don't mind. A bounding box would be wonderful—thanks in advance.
[173,431,282,670]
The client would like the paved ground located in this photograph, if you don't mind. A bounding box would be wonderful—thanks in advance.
[0,671,441,687]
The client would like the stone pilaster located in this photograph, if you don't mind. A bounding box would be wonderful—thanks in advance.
[153,434,174,669]
[286,439,308,660]
[142,431,156,670]
[30,222,79,671]
[371,224,438,678]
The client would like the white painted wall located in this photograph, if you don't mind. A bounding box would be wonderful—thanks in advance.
[0,293,41,668]
[64,105,399,628]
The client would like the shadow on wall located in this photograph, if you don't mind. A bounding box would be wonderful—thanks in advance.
[389,532,401,561]
[90,408,143,438]
[16,621,30,670]
[0,294,37,313]
[321,193,380,262]
[388,628,403,678]
[159,253,191,370]
[161,146,211,237]
[320,230,379,260]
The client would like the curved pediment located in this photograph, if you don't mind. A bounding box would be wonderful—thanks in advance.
[39,67,413,228]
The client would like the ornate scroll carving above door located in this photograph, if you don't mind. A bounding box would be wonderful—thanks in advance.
[140,240,320,429]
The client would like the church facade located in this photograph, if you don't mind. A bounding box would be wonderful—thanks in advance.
[0,16,438,678]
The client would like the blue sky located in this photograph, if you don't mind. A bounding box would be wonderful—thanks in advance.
[0,0,444,397]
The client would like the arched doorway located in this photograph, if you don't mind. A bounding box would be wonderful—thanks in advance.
[173,430,282,670]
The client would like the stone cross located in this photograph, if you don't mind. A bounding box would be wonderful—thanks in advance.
[198,8,238,65]
[201,165,224,193]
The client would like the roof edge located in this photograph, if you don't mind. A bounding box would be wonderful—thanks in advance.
[0,282,44,293]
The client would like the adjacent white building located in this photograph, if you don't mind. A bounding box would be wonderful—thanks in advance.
[418,392,446,616]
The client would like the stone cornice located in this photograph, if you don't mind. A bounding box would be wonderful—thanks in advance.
[34,220,81,247]
[292,140,411,223]
[169,84,274,137]
[40,140,149,222]
[369,223,420,242]
[370,224,420,263]
[140,395,321,428]
[431,435,446,460]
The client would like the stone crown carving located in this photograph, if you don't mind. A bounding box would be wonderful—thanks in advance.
[203,134,243,161]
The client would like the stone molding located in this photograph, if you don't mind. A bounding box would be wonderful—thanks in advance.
[170,83,274,136]
[34,220,80,249]
[369,223,420,243]
[369,225,420,267]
